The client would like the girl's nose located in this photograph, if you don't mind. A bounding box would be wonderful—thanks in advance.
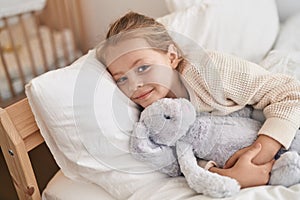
[128,77,143,92]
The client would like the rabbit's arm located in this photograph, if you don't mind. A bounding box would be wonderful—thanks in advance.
[176,140,240,198]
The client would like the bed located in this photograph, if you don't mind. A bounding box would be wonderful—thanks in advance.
[1,0,300,200]
[1,97,300,200]
[0,0,83,107]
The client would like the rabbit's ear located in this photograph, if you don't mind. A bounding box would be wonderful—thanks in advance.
[130,122,181,176]
[178,98,196,128]
[130,122,158,154]
[132,122,149,137]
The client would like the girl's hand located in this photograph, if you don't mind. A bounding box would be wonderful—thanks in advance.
[223,146,251,169]
[210,143,275,188]
[224,134,282,168]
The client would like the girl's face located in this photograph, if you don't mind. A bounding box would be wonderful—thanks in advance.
[107,46,179,108]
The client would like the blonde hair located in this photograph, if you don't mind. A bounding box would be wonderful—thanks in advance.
[96,11,186,73]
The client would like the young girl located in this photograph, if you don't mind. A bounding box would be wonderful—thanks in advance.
[96,11,300,188]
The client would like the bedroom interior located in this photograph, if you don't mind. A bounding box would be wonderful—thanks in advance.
[1,0,300,199]
[0,0,84,107]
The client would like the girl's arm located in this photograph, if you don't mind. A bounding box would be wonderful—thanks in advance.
[209,143,275,188]
[224,134,281,168]
[203,51,300,187]
[206,51,300,151]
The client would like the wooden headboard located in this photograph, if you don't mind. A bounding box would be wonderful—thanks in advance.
[0,98,44,200]
[0,0,84,108]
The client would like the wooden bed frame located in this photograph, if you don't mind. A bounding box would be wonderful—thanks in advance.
[0,2,85,198]
[0,0,84,107]
[0,98,44,200]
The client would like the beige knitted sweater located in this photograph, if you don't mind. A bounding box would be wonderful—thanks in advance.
[181,51,300,149]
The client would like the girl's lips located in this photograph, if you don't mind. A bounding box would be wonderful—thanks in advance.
[134,89,153,100]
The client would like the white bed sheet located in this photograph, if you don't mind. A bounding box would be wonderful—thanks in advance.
[43,170,300,200]
[42,170,115,200]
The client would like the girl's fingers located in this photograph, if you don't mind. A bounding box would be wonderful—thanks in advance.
[243,143,261,160]
[258,159,275,184]
[224,143,263,169]
[224,155,238,169]
[263,159,275,172]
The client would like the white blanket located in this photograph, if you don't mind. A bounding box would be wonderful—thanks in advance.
[129,179,300,200]
[44,171,300,200]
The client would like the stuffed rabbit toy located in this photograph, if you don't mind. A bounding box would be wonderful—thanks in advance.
[129,98,300,198]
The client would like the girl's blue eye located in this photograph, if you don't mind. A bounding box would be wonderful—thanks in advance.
[137,65,150,73]
[116,76,127,84]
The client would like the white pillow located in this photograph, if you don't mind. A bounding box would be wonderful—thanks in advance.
[164,0,204,12]
[259,13,300,81]
[273,13,300,51]
[25,50,167,199]
[157,0,279,63]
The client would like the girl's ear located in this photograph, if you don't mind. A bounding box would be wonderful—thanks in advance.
[167,44,180,69]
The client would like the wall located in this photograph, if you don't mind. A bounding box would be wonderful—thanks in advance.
[78,0,169,51]
[77,0,300,52]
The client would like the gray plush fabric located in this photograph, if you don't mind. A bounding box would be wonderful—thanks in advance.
[129,98,300,198]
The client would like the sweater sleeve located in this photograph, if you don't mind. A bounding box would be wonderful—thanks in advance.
[208,51,300,149]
